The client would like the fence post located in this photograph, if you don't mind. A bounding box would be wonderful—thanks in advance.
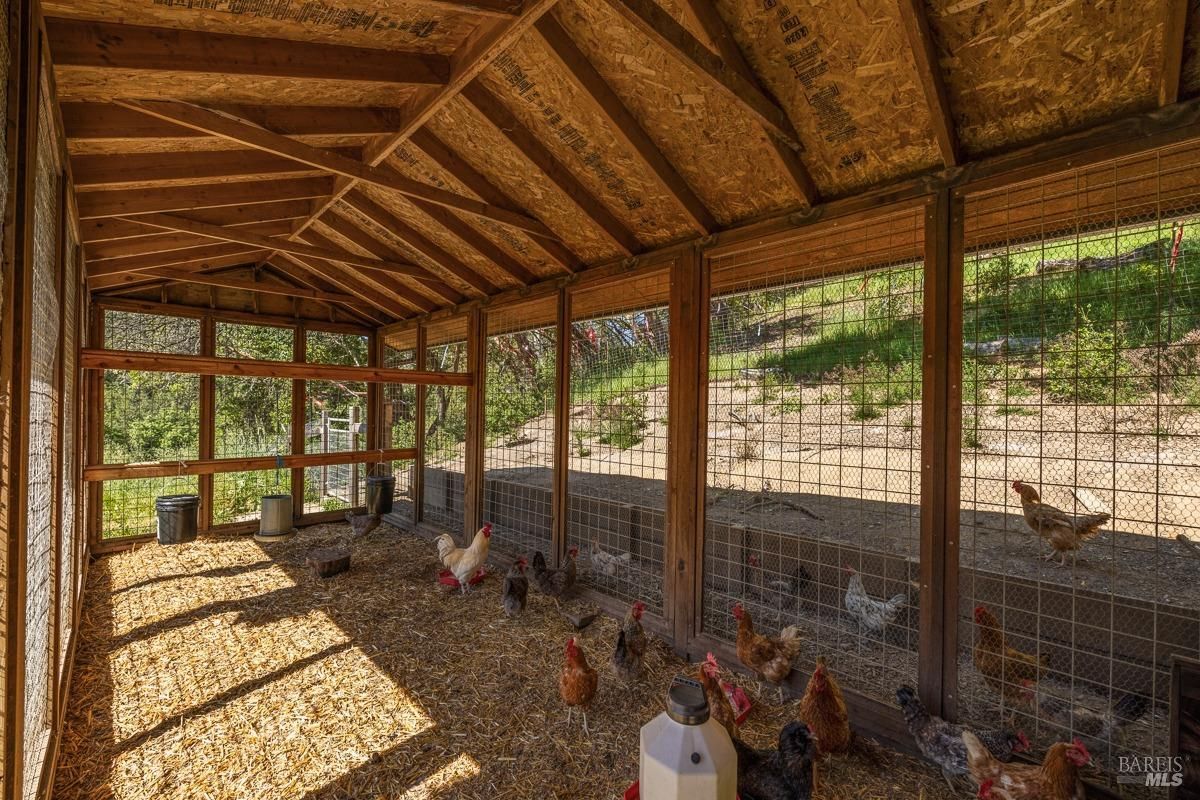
[919,189,964,719]
[666,246,707,652]
[349,406,360,506]
[553,288,571,566]
[198,314,215,531]
[414,324,427,526]
[463,308,487,541]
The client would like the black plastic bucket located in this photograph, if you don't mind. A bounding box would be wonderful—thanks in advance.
[366,475,394,515]
[156,494,200,545]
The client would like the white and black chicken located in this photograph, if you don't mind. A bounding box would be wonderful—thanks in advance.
[843,564,916,636]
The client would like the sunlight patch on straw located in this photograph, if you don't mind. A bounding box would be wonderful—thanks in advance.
[397,753,481,800]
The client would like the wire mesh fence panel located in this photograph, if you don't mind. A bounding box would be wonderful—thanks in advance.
[104,309,200,354]
[483,299,557,559]
[958,143,1200,796]
[567,273,670,613]
[212,470,291,526]
[423,333,467,534]
[59,240,78,680]
[304,331,368,513]
[103,370,199,464]
[101,476,198,539]
[701,210,925,706]
[383,336,418,524]
[24,86,59,800]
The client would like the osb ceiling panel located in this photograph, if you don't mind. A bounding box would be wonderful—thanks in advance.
[53,68,424,107]
[388,140,565,280]
[553,0,801,226]
[928,0,1160,157]
[41,0,476,55]
[353,181,526,290]
[477,34,697,248]
[712,0,942,194]
[425,95,622,263]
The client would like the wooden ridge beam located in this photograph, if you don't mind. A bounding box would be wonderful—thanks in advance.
[46,17,449,85]
[81,348,474,384]
[115,212,445,285]
[80,200,313,242]
[338,192,499,295]
[673,0,817,205]
[116,99,556,238]
[85,448,419,482]
[72,148,360,190]
[77,176,336,219]
[534,13,716,234]
[409,128,582,272]
[897,0,958,166]
[462,81,642,256]
[1159,0,1189,107]
[278,0,560,257]
[87,241,266,278]
[600,0,802,151]
[272,252,421,320]
[61,102,412,141]
[316,210,464,306]
[86,220,293,261]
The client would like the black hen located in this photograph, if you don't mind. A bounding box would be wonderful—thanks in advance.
[501,558,528,618]
[530,548,577,604]
[734,721,815,800]
[895,685,1028,790]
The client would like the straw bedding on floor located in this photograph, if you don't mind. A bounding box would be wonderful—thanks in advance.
[55,522,961,799]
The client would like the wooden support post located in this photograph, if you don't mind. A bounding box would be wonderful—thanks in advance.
[4,8,40,797]
[290,324,306,524]
[198,314,215,531]
[414,325,427,525]
[666,248,707,650]
[49,176,67,731]
[85,309,104,550]
[463,308,486,541]
[553,288,571,566]
[919,189,963,719]
[349,405,360,504]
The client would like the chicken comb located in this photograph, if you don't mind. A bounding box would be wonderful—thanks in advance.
[977,779,994,800]
[1015,731,1030,752]
[1071,737,1090,756]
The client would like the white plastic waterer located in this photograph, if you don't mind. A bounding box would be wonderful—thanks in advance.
[638,676,737,800]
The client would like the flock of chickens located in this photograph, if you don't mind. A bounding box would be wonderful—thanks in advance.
[420,479,1133,800]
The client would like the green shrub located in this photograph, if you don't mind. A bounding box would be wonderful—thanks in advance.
[596,395,647,449]
[1044,313,1136,403]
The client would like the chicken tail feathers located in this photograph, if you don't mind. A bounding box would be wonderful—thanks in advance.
[778,625,804,660]
[435,534,455,563]
[1075,513,1111,540]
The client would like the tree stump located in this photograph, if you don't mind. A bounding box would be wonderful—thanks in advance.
[307,547,351,578]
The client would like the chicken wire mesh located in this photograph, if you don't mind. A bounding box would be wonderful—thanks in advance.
[59,241,78,681]
[423,334,468,535]
[101,476,198,540]
[382,339,418,525]
[957,144,1200,796]
[104,309,200,354]
[483,301,556,559]
[566,273,670,614]
[700,210,925,707]
[304,331,368,514]
[24,88,59,800]
[214,323,294,524]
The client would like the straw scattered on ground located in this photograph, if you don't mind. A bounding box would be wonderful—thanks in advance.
[56,522,964,800]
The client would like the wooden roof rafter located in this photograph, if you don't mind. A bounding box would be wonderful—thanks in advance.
[671,0,818,206]
[272,251,419,321]
[88,249,269,291]
[1160,0,1190,107]
[408,128,582,272]
[46,17,450,86]
[114,99,555,239]
[77,176,336,219]
[461,80,643,256]
[113,212,448,288]
[533,12,716,235]
[335,192,500,296]
[256,258,391,327]
[72,148,363,191]
[263,0,563,275]
[80,201,315,244]
[896,0,959,167]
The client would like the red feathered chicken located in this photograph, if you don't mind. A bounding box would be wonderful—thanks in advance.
[559,636,599,735]
[1012,481,1109,567]
[966,731,1090,799]
[734,602,803,703]
[798,656,851,756]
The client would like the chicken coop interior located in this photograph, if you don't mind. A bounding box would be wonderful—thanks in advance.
[3,0,1200,798]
